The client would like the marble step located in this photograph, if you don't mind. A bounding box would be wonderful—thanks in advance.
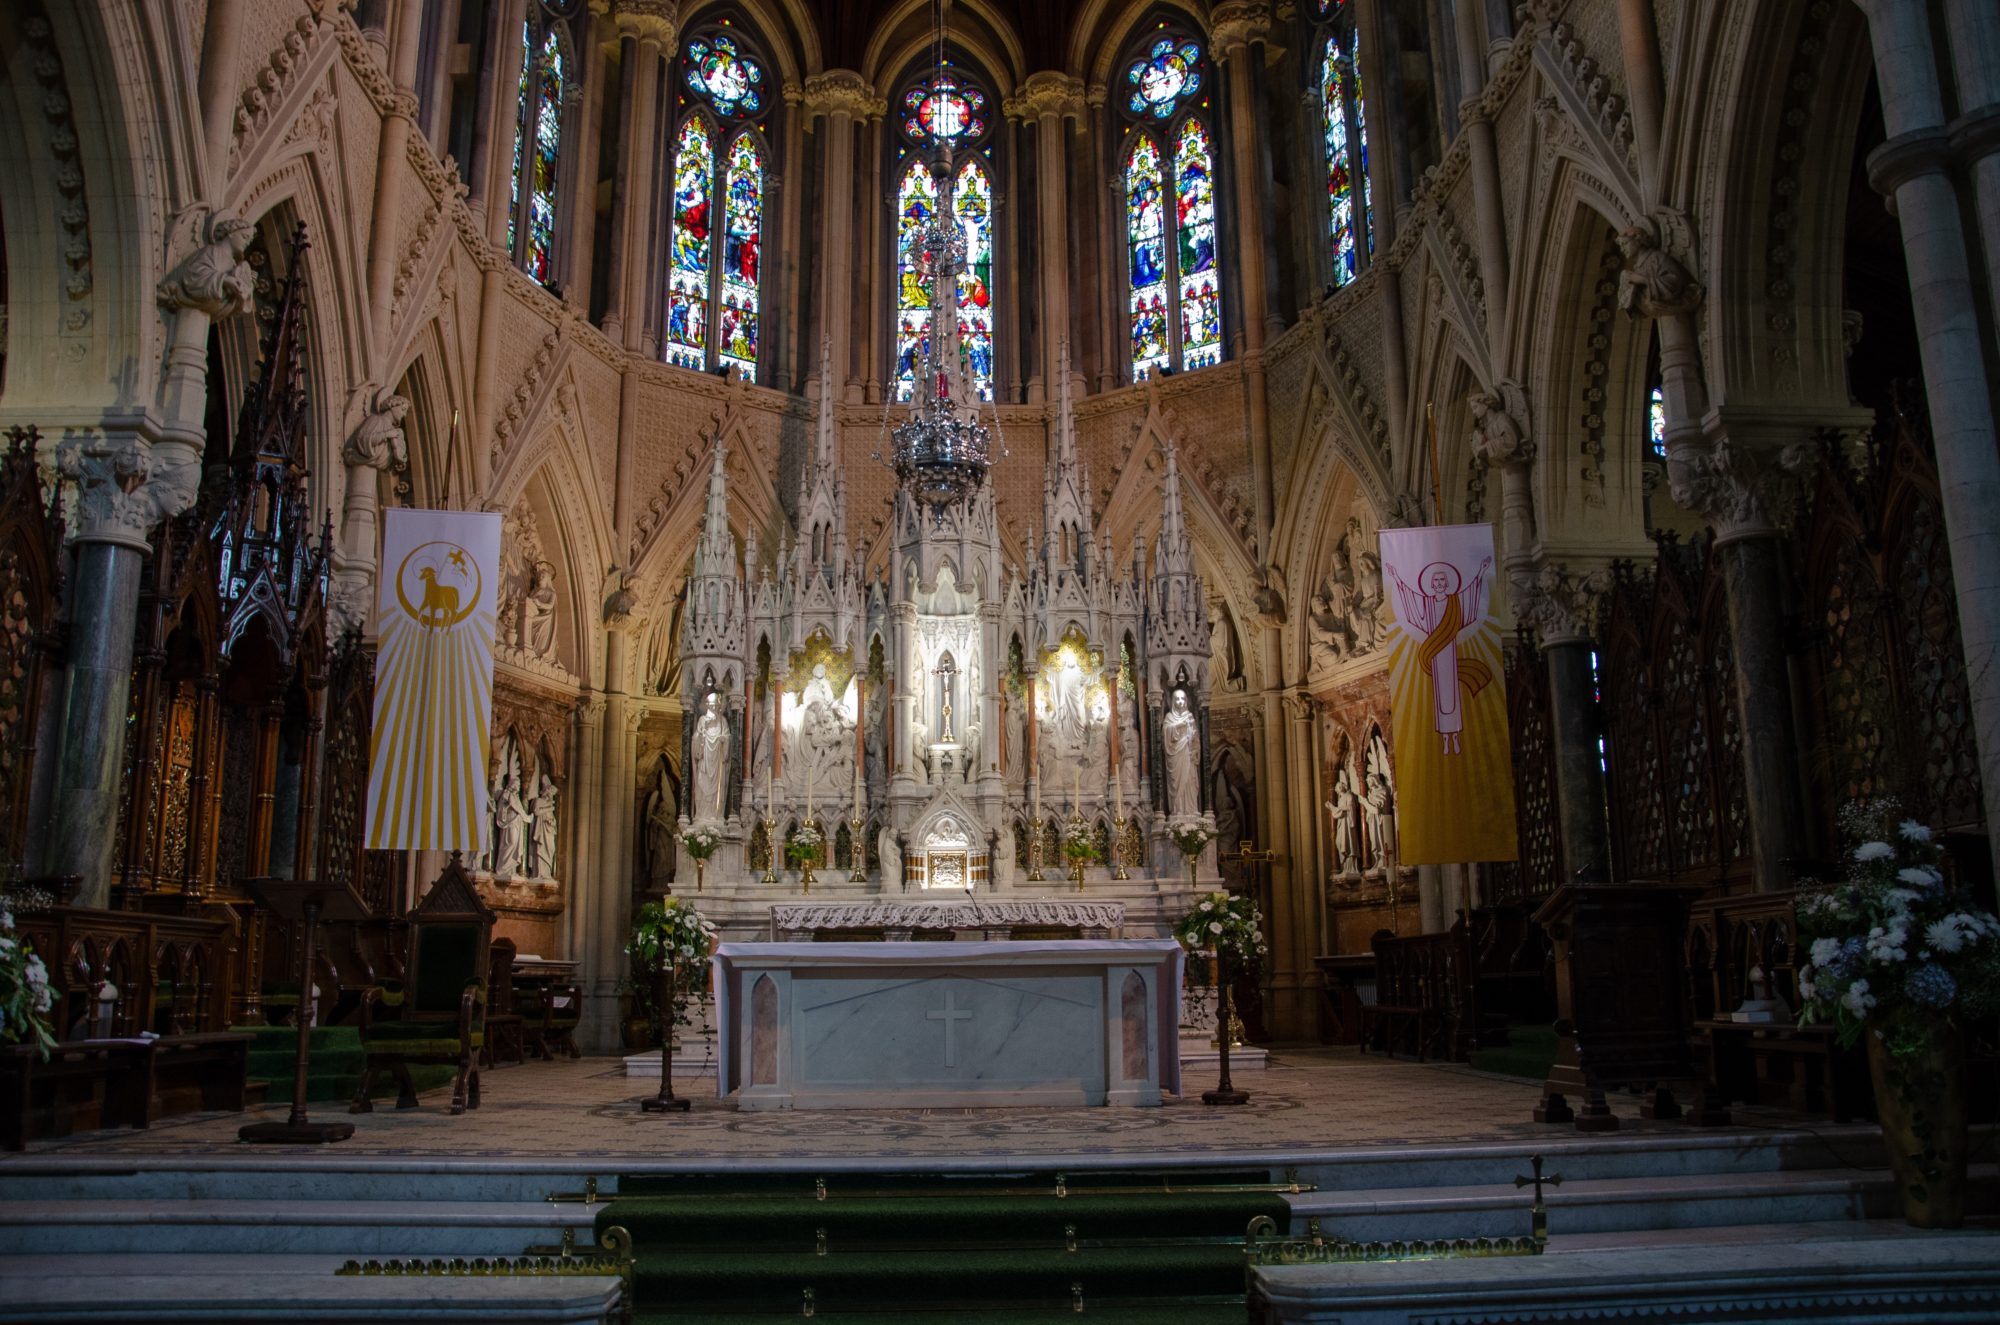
[1251,1221,2000,1325]
[0,1198,603,1257]
[0,1253,621,1324]
[0,1165,611,1205]
[1283,1162,2000,1242]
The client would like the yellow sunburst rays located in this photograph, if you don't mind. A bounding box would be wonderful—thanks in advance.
[1383,610,1518,866]
[366,542,494,851]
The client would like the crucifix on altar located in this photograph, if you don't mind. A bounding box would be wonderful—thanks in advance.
[933,651,959,746]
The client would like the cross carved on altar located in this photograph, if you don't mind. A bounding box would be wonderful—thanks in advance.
[926,989,974,1067]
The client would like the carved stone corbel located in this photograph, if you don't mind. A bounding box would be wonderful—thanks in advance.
[1614,217,1702,321]
[56,433,198,552]
[1516,560,1613,648]
[157,208,257,319]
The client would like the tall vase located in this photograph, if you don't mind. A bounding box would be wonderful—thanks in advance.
[1865,1028,1966,1228]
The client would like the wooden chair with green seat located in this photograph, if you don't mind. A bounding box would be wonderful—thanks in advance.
[351,858,494,1115]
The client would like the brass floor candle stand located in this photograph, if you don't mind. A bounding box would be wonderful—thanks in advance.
[640,959,691,1114]
[1202,955,1250,1106]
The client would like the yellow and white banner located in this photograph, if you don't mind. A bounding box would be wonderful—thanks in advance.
[365,509,503,853]
[1379,523,1519,865]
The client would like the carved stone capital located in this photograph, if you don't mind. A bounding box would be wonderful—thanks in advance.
[1666,433,1821,545]
[156,208,256,319]
[1517,560,1613,647]
[344,387,410,472]
[1468,379,1534,469]
[1210,1,1273,54]
[1004,71,1085,123]
[611,0,677,47]
[802,70,883,120]
[57,433,199,552]
[1615,217,1702,320]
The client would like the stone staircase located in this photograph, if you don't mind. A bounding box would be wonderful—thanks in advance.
[0,1127,1990,1321]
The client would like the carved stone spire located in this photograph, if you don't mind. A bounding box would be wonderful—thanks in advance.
[794,333,849,584]
[1156,434,1193,580]
[694,429,735,581]
[1041,336,1093,575]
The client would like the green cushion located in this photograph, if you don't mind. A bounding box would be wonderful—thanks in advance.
[367,1020,484,1052]
[412,925,480,1012]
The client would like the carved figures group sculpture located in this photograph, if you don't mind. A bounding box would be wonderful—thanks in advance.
[1308,517,1387,670]
[1325,729,1397,879]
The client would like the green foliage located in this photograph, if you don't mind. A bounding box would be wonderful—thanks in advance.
[681,824,723,861]
[628,897,719,1031]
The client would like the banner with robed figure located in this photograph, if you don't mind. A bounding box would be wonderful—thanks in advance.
[365,508,503,853]
[1378,522,1519,865]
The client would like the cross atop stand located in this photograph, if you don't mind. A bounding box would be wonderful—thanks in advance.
[1513,1154,1562,1244]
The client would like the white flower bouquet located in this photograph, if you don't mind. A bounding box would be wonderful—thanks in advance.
[1173,890,1268,973]
[784,821,825,870]
[681,824,723,862]
[1795,804,2000,1059]
[0,905,56,1057]
[1167,820,1215,859]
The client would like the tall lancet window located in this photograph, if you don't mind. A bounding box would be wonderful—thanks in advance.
[1317,3,1374,287]
[508,12,570,284]
[1119,30,1223,379]
[665,24,770,377]
[893,70,996,400]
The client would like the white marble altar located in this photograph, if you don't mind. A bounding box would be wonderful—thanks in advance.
[767,898,1126,940]
[712,940,1182,1110]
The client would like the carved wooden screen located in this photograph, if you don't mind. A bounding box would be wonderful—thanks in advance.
[316,634,379,910]
[0,426,63,877]
[1500,637,1559,903]
[1598,540,1748,889]
[1795,396,1983,839]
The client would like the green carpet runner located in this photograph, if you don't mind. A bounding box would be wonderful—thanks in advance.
[596,1169,1290,1321]
[235,1025,458,1104]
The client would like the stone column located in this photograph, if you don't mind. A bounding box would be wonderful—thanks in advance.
[364,4,426,357]
[802,72,878,394]
[1613,0,1666,198]
[47,214,254,903]
[1088,86,1118,393]
[560,13,611,314]
[1353,0,1409,445]
[333,389,411,630]
[1007,73,1085,398]
[778,82,806,391]
[602,5,674,348]
[1451,0,1510,356]
[467,0,527,228]
[1857,0,2000,881]
[194,0,246,192]
[1519,566,1614,882]
[1943,0,2000,343]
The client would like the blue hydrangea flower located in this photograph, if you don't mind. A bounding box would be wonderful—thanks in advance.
[1906,962,1957,1010]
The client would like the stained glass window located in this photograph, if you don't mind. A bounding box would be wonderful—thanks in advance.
[1174,118,1222,370]
[718,133,763,374]
[1125,35,1204,121]
[894,159,941,400]
[1126,134,1170,379]
[666,29,772,377]
[954,157,995,399]
[903,74,987,143]
[685,33,764,117]
[1319,21,1373,288]
[508,21,565,284]
[1322,33,1356,286]
[1648,385,1667,455]
[665,116,714,370]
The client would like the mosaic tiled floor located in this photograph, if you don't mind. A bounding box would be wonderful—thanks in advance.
[4,1049,1806,1163]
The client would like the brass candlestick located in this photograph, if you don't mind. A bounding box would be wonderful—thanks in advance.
[1026,816,1046,882]
[1111,813,1130,880]
[849,813,867,882]
[760,815,778,885]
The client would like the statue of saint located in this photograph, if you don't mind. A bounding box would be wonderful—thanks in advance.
[1326,763,1362,876]
[530,774,559,878]
[1162,688,1201,820]
[689,691,731,825]
[492,774,528,877]
[643,771,676,885]
[520,561,557,660]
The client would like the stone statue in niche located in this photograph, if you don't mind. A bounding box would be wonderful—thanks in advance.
[519,561,558,660]
[1210,604,1247,692]
[1326,756,1362,878]
[879,826,902,892]
[1361,731,1396,872]
[644,761,677,885]
[1162,688,1202,820]
[529,773,559,879]
[1116,683,1141,800]
[492,771,528,877]
[797,664,850,797]
[688,690,731,825]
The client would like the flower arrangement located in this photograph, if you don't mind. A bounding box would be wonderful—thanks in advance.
[628,897,719,1003]
[1168,821,1215,859]
[1062,819,1100,866]
[681,824,723,862]
[1174,890,1268,973]
[1795,806,2000,1054]
[0,905,56,1057]
[784,821,825,870]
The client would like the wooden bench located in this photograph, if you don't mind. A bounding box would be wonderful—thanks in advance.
[1358,925,1475,1061]
[1,1040,151,1150]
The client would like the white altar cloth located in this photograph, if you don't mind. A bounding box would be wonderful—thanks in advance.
[711,940,1183,1109]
